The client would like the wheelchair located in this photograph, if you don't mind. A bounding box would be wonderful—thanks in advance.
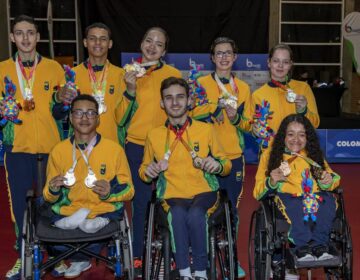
[142,190,238,280]
[20,190,134,280]
[248,188,353,280]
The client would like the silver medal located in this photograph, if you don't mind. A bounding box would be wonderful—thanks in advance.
[64,169,76,186]
[286,90,297,103]
[85,169,97,188]
[24,87,33,100]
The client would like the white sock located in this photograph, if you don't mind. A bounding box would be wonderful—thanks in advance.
[79,217,110,233]
[54,208,90,230]
[194,270,207,279]
[179,267,192,278]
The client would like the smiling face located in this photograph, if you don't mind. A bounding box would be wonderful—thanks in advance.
[83,27,112,61]
[285,121,307,153]
[268,48,293,82]
[161,84,190,124]
[10,21,39,58]
[70,100,99,138]
[211,42,237,73]
[140,29,167,63]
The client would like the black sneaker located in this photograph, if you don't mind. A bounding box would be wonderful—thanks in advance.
[180,277,193,280]
[295,245,315,262]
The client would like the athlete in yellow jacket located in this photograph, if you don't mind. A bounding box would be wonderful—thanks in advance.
[249,44,319,150]
[254,114,340,263]
[121,27,182,263]
[0,15,65,280]
[139,77,231,280]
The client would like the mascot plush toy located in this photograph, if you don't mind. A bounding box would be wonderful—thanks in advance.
[0,76,22,126]
[187,59,209,107]
[250,100,274,148]
[300,169,323,222]
[62,65,78,111]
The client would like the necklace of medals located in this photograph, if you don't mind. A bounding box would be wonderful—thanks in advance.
[87,60,109,114]
[63,135,98,188]
[15,52,38,111]
[271,78,297,103]
[158,119,203,171]
[214,73,238,109]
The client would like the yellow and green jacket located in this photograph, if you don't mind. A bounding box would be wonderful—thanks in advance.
[249,80,320,149]
[0,55,64,153]
[253,149,340,201]
[43,134,134,218]
[139,118,232,200]
[70,61,127,143]
[191,73,251,159]
[119,62,182,146]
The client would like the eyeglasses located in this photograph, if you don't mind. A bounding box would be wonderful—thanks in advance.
[71,110,98,119]
[271,58,292,66]
[215,51,234,58]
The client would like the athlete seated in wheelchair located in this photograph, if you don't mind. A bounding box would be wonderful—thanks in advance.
[249,114,352,279]
[21,95,134,279]
[139,77,237,280]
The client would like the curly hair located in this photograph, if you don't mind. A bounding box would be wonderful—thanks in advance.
[266,114,325,178]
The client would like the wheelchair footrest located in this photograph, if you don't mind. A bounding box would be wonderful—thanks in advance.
[289,248,342,269]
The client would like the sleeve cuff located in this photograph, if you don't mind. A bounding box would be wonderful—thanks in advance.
[266,177,280,190]
[49,185,61,196]
[100,193,110,200]
[230,113,241,126]
[297,106,307,115]
[124,90,136,101]
[212,105,222,118]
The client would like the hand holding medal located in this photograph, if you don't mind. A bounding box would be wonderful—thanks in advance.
[124,62,146,78]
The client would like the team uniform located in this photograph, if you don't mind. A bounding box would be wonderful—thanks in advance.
[249,80,320,149]
[253,149,340,248]
[0,54,64,251]
[139,118,231,271]
[120,61,182,258]
[54,60,127,143]
[43,134,134,218]
[191,73,251,223]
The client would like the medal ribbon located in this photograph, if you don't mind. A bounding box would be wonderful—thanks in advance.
[87,60,109,96]
[271,79,291,92]
[70,135,98,172]
[136,57,159,76]
[214,73,239,97]
[15,52,38,100]
[291,152,322,169]
[164,119,198,160]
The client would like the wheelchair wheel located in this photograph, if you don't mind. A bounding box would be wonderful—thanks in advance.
[143,200,157,280]
[342,223,353,280]
[209,200,237,280]
[248,204,272,280]
[119,210,134,279]
[21,208,34,280]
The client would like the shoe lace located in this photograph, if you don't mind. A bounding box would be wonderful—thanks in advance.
[134,259,142,268]
[6,259,21,276]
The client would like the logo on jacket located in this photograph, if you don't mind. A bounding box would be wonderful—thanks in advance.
[193,142,200,152]
[236,171,242,182]
[44,81,50,91]
[109,85,114,94]
[100,164,106,175]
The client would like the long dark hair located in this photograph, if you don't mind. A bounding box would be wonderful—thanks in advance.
[266,114,325,178]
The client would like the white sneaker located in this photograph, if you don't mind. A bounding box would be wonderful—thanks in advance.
[64,261,91,278]
[79,217,109,233]
[317,252,334,261]
[297,253,315,262]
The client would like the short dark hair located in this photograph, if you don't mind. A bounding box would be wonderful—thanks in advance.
[70,94,99,112]
[85,22,112,39]
[160,77,190,98]
[142,27,169,51]
[268,44,294,61]
[210,37,238,55]
[12,15,38,33]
